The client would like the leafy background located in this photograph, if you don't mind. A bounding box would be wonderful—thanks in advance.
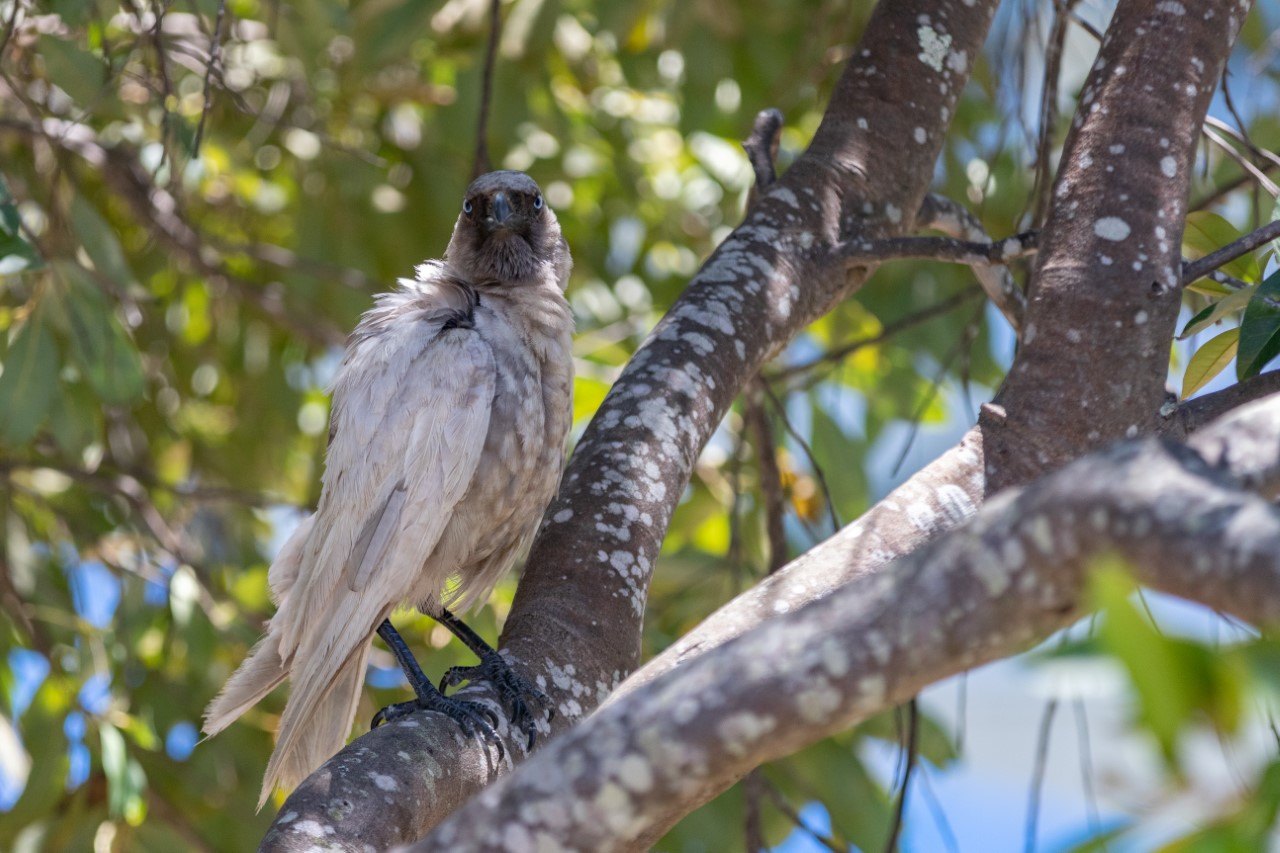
[1,0,1280,849]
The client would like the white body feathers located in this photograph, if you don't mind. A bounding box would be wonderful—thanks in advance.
[203,258,573,806]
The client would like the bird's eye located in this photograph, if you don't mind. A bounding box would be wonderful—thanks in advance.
[463,199,474,215]
[533,194,544,210]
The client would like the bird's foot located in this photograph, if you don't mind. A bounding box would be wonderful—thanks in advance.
[371,688,504,758]
[440,651,553,749]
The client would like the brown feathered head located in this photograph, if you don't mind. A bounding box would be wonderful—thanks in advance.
[446,170,569,287]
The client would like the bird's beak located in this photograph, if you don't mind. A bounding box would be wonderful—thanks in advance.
[490,192,514,228]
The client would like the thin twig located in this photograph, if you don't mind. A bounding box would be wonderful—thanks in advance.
[1024,699,1059,853]
[1073,699,1105,849]
[743,107,784,209]
[771,288,980,384]
[760,777,844,853]
[743,770,765,853]
[918,194,1028,331]
[917,765,960,853]
[743,384,788,573]
[1183,219,1280,285]
[884,698,919,853]
[1201,123,1280,197]
[835,231,1039,268]
[1031,1,1081,227]
[0,0,24,65]
[760,383,841,532]
[472,0,501,180]
[191,0,228,158]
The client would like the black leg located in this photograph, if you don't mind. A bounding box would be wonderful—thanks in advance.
[371,619,503,757]
[433,608,553,748]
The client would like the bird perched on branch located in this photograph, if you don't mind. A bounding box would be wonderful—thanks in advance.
[203,171,574,807]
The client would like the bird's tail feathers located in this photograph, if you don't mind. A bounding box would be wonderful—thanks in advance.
[203,632,289,738]
[257,596,388,809]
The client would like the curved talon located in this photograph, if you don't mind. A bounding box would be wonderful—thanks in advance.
[370,693,505,759]
[438,652,552,749]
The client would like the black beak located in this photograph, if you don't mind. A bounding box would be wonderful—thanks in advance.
[490,192,513,227]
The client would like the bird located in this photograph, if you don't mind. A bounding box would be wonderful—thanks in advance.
[202,170,574,808]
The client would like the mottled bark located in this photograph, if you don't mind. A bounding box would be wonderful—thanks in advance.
[981,0,1254,490]
[411,394,1280,852]
[614,0,1249,702]
[260,1,999,848]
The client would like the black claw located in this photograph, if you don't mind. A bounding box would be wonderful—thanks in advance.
[372,692,505,758]
[438,652,552,749]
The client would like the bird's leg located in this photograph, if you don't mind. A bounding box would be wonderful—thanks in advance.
[371,619,503,756]
[434,608,552,748]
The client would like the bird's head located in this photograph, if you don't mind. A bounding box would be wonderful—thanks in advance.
[446,170,568,286]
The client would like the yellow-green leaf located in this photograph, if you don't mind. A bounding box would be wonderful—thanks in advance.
[1182,327,1238,398]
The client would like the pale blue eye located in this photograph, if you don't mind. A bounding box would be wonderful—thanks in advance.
[533,194,543,210]
[463,199,473,214]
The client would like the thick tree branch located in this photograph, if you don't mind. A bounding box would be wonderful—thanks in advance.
[262,1,1001,847]
[573,0,1254,748]
[414,394,1280,851]
[981,0,1249,490]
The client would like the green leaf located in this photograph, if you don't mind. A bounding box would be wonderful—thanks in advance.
[1179,285,1255,339]
[1236,269,1280,380]
[1184,212,1260,282]
[0,305,60,444]
[37,35,107,105]
[48,380,102,456]
[1090,563,1191,762]
[50,262,145,405]
[1181,327,1238,398]
[70,195,137,287]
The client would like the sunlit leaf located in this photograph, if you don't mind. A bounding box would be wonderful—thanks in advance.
[1181,327,1237,398]
[1183,212,1260,283]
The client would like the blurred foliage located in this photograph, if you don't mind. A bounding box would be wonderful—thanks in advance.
[0,0,1278,849]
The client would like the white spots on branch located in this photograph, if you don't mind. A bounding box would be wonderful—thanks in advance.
[553,508,574,523]
[1100,255,1113,266]
[290,820,334,839]
[1161,156,1177,178]
[1108,144,1125,154]
[947,49,968,74]
[796,681,842,723]
[1094,217,1131,242]
[818,636,850,677]
[1159,137,1170,149]
[1079,153,1093,170]
[857,117,869,130]
[617,754,654,793]
[717,712,777,757]
[369,773,399,792]
[1126,424,1139,438]
[972,551,1011,596]
[1066,328,1082,344]
[1134,310,1149,325]
[885,203,903,224]
[770,186,800,209]
[916,24,952,72]
[914,127,928,144]
[935,484,977,523]
[1156,0,1186,14]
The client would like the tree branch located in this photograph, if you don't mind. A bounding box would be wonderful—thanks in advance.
[413,393,1280,851]
[1182,217,1280,285]
[917,193,1029,331]
[261,0,1002,847]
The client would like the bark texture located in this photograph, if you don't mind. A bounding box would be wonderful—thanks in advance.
[260,1,998,848]
[409,394,1280,852]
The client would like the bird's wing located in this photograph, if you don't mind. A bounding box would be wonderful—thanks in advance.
[272,277,493,662]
